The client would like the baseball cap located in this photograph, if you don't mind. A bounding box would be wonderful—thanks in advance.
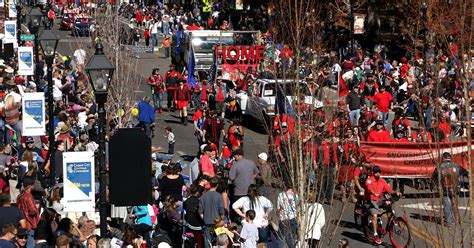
[258,152,268,161]
[373,166,381,174]
[200,144,207,152]
[26,136,34,143]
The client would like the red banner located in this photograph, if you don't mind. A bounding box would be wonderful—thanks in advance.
[222,64,257,81]
[337,141,473,182]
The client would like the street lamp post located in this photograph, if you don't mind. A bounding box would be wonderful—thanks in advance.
[85,42,115,236]
[38,28,59,184]
[28,8,42,88]
[13,0,21,46]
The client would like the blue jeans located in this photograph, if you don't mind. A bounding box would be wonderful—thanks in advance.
[349,109,361,126]
[168,142,175,154]
[162,23,170,35]
[425,107,432,130]
[141,122,152,139]
[152,92,163,110]
[377,111,389,126]
[280,218,297,248]
[258,226,270,243]
[152,153,173,162]
[443,195,453,225]
[151,33,158,47]
[27,229,35,248]
[203,226,214,248]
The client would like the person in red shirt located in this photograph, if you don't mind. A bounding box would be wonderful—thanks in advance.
[400,57,409,78]
[367,120,390,142]
[186,20,201,30]
[353,157,373,199]
[359,76,379,103]
[199,145,215,177]
[16,178,40,234]
[144,28,151,46]
[390,130,410,142]
[275,122,292,163]
[365,166,399,245]
[279,45,293,71]
[147,68,165,113]
[412,126,432,142]
[273,113,295,135]
[214,80,227,118]
[438,116,451,139]
[372,86,392,126]
[135,10,143,27]
[174,80,191,125]
[164,64,182,111]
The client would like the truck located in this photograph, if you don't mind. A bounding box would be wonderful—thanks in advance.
[171,30,260,72]
[236,79,323,126]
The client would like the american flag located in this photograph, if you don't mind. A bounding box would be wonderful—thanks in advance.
[207,49,218,83]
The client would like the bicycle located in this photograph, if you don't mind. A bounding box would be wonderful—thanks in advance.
[361,193,412,247]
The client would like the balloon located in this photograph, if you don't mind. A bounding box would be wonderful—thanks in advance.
[132,108,139,117]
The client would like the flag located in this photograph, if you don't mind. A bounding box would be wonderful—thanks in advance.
[207,49,217,83]
[187,46,196,88]
[228,15,233,30]
[275,83,295,118]
[338,72,349,98]
[175,18,183,56]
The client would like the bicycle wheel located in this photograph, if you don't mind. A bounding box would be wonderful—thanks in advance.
[389,216,411,248]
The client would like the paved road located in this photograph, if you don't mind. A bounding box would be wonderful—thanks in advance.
[50,22,472,248]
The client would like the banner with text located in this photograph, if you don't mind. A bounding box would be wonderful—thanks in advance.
[22,92,45,136]
[18,46,34,76]
[360,141,473,178]
[3,20,16,44]
[8,0,16,18]
[63,152,95,212]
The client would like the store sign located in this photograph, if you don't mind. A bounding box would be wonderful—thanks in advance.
[216,45,265,65]
[20,34,35,41]
[354,14,365,34]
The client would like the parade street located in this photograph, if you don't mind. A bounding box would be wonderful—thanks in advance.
[52,24,471,247]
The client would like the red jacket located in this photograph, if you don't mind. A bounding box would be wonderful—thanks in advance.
[17,191,39,230]
[174,86,191,101]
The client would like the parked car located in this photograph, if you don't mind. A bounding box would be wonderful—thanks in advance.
[71,16,93,37]
[60,12,74,30]
[236,79,322,125]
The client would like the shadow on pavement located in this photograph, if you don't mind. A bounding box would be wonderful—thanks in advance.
[402,192,438,199]
[180,155,195,162]
[339,231,368,243]
[410,213,443,225]
[242,115,268,134]
[330,220,356,229]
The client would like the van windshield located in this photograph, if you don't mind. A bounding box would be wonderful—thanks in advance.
[263,83,311,97]
[193,36,234,54]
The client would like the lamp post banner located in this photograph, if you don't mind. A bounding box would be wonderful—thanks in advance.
[22,92,45,136]
[4,20,16,44]
[63,152,96,213]
[8,0,16,18]
[18,46,34,75]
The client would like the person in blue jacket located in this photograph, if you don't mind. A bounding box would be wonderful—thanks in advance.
[138,97,155,139]
[130,205,152,248]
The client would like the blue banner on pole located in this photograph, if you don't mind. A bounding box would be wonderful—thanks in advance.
[188,46,196,87]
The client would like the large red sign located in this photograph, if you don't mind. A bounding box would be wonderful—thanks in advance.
[216,45,265,65]
[337,141,473,182]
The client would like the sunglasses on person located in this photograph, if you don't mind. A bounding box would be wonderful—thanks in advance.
[17,235,27,240]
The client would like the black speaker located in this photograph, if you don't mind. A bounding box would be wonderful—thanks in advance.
[3,43,13,61]
[109,128,152,206]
